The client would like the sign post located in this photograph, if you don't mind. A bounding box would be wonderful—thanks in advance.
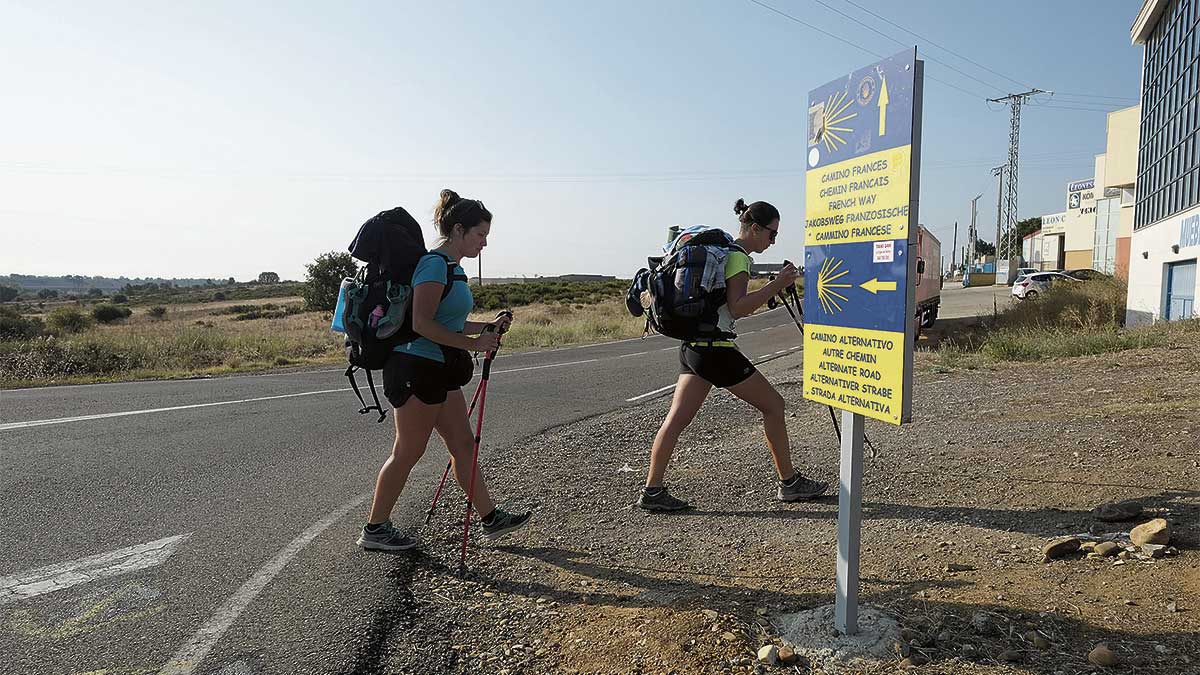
[803,48,923,635]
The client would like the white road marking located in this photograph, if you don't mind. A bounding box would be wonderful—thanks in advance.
[0,389,347,432]
[158,493,369,675]
[625,383,678,402]
[488,358,599,375]
[617,351,651,359]
[624,346,804,402]
[0,534,190,605]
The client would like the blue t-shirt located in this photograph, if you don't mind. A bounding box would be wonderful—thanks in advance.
[394,252,473,362]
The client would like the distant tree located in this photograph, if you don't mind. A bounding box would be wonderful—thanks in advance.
[46,307,92,333]
[87,288,104,298]
[0,285,18,302]
[111,293,129,304]
[148,306,168,319]
[975,240,997,257]
[37,289,59,299]
[1015,216,1042,240]
[92,304,132,324]
[226,277,236,285]
[304,251,357,311]
[258,271,280,284]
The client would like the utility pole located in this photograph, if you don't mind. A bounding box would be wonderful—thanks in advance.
[987,89,1045,264]
[951,221,958,276]
[969,194,982,268]
[478,253,483,287]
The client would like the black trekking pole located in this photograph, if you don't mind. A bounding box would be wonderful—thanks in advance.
[425,311,512,525]
[770,267,877,453]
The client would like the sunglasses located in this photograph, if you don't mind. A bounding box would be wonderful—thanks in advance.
[758,223,778,243]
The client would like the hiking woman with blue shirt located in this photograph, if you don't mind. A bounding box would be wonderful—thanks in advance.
[637,198,829,511]
[358,190,532,551]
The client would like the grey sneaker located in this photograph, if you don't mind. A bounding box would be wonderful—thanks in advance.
[482,508,532,540]
[777,474,829,502]
[356,521,417,551]
[636,487,692,512]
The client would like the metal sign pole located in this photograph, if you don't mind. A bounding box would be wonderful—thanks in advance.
[834,410,866,635]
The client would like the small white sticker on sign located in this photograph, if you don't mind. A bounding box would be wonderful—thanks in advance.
[873,241,894,263]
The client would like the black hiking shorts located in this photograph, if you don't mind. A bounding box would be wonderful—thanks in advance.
[383,352,462,408]
[679,343,756,388]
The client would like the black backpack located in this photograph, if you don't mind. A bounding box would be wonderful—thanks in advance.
[342,207,467,422]
[626,227,744,341]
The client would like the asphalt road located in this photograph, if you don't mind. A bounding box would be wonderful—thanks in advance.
[0,286,1005,674]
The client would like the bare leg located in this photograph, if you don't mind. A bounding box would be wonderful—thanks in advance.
[435,388,496,516]
[727,371,796,480]
[367,397,440,524]
[645,375,712,488]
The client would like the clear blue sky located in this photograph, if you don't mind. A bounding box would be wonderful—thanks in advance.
[0,0,1142,280]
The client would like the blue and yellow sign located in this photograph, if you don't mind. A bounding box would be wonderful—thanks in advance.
[803,49,922,426]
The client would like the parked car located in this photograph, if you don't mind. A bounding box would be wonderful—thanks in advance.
[1010,267,1038,286]
[1012,272,1076,300]
[1064,268,1110,281]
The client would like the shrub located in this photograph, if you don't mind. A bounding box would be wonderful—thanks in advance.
[46,307,93,334]
[148,306,168,319]
[0,307,44,340]
[87,288,105,298]
[37,289,59,299]
[92,304,133,324]
[213,291,227,301]
[304,251,357,311]
[0,285,19,302]
[111,293,129,304]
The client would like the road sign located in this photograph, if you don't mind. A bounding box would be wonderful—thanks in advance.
[803,48,923,637]
[803,48,922,426]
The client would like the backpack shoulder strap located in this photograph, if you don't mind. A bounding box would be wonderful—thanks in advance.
[427,250,469,299]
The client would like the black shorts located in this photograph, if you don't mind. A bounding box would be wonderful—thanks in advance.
[679,343,756,388]
[382,352,462,408]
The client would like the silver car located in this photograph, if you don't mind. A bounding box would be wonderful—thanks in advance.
[1011,272,1076,300]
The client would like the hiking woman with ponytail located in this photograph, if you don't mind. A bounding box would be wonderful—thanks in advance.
[637,198,829,511]
[357,190,532,551]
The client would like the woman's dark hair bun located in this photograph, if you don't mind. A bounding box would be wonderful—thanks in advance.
[434,189,462,226]
[733,198,749,216]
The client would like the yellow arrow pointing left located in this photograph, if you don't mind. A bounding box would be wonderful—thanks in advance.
[860,278,898,294]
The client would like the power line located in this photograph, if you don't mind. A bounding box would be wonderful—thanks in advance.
[745,0,990,101]
[838,0,1032,91]
[805,0,1007,96]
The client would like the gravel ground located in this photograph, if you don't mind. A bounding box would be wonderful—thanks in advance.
[358,339,1199,675]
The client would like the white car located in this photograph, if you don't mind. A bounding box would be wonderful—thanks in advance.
[1011,272,1076,300]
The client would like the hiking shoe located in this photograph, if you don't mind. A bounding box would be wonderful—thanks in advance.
[482,508,532,540]
[356,521,417,551]
[777,474,829,502]
[635,487,692,512]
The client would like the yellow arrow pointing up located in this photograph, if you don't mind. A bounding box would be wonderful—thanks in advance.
[860,277,898,294]
[877,78,889,137]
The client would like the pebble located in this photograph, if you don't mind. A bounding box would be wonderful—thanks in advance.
[1092,500,1143,522]
[1130,518,1170,546]
[1094,541,1121,557]
[702,609,719,621]
[1088,643,1119,667]
[1167,601,1179,613]
[777,646,798,665]
[722,632,738,643]
[1141,543,1168,558]
[1042,536,1081,561]
[998,649,1022,662]
[944,563,976,572]
[757,645,778,665]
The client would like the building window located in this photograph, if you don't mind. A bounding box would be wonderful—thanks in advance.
[1137,0,1200,230]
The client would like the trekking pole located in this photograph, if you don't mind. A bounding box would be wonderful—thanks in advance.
[424,378,484,524]
[425,312,511,524]
[772,277,878,455]
[459,311,511,575]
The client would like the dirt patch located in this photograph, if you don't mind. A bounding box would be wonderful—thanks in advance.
[396,337,1200,674]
